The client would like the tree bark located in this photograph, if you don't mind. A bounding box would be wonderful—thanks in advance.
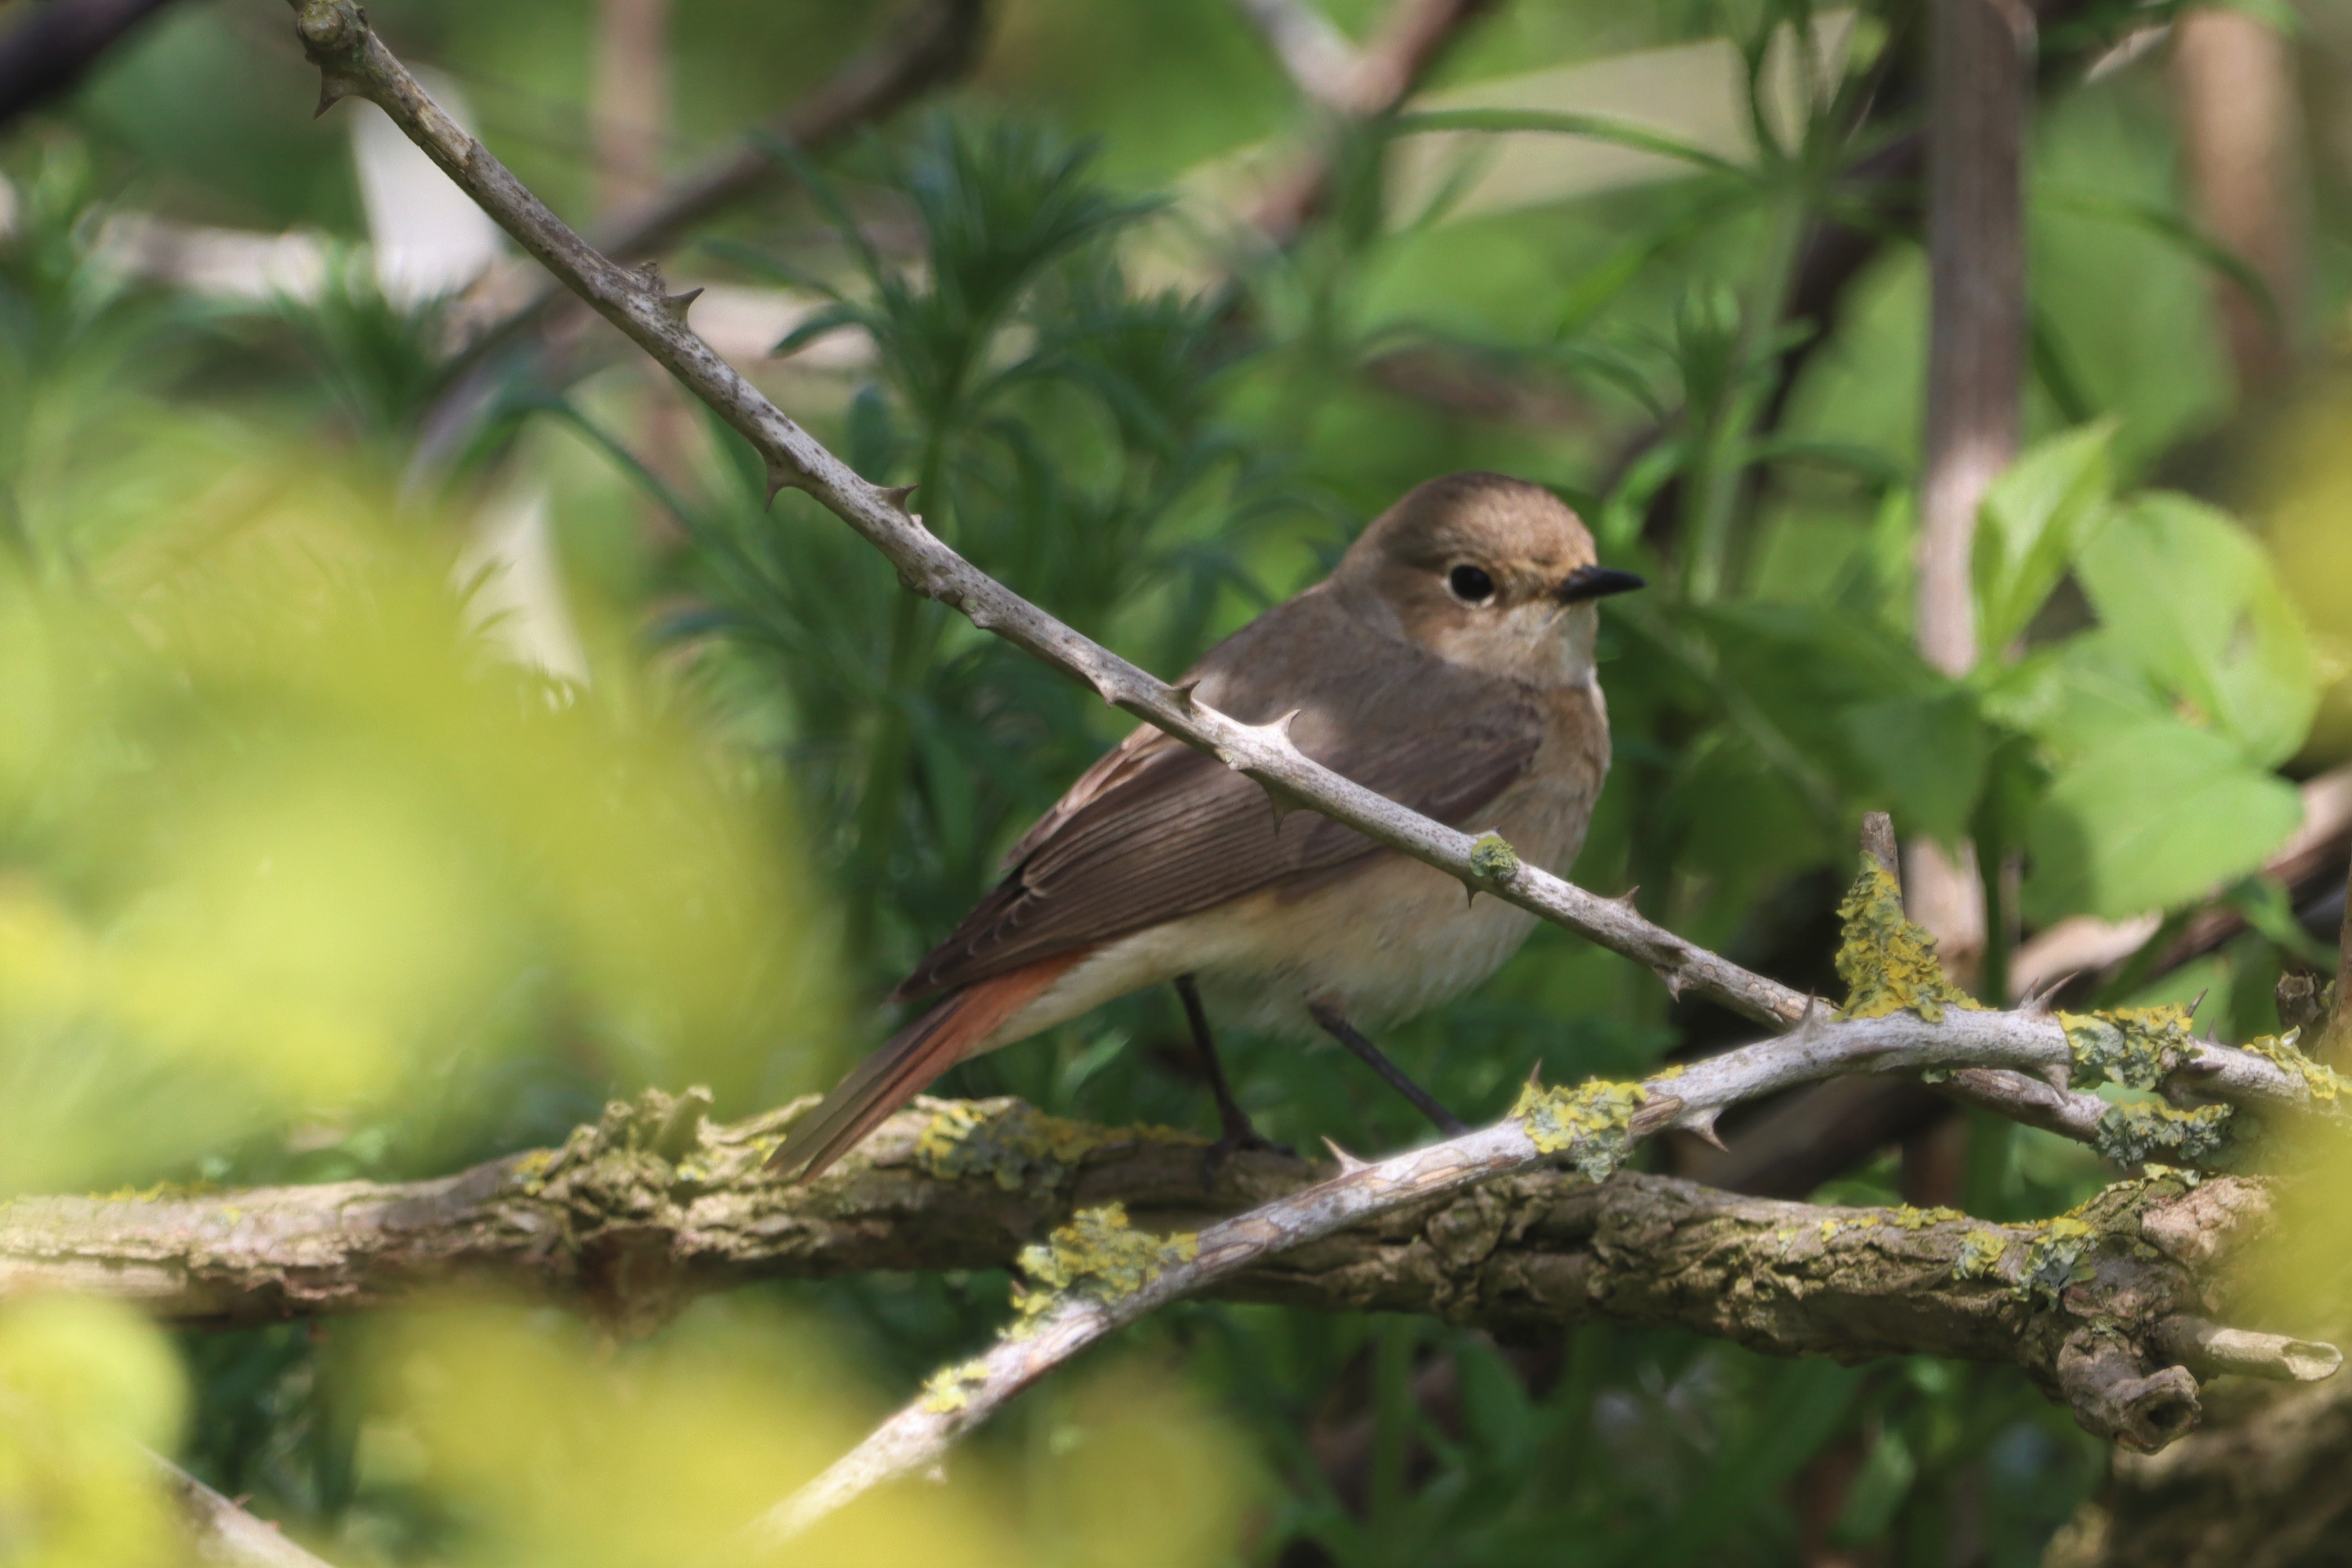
[0,1091,2319,1462]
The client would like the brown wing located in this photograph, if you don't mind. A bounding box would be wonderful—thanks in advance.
[893,587,1542,999]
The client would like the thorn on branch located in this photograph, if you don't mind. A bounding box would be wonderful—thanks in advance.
[878,483,918,514]
[764,459,797,506]
[660,287,704,327]
[1320,1136,1369,1174]
[1680,1105,1728,1151]
[313,73,354,118]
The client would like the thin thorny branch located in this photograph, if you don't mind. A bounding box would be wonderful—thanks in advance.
[155,1452,342,1568]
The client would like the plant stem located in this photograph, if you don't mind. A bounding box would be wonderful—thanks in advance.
[1681,191,1808,605]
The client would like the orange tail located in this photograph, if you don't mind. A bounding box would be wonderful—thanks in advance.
[767,953,1083,1182]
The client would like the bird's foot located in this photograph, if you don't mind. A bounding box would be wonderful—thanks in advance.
[1200,1122,1296,1189]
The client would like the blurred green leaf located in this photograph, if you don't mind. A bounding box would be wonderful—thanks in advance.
[2022,717,2304,923]
[2074,491,2318,766]
[1971,419,2114,660]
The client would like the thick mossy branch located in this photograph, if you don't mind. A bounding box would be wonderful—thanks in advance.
[3,1093,2326,1455]
[916,1101,1204,1191]
[1835,860,1981,1023]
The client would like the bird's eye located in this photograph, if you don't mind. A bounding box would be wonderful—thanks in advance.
[1447,564,1496,604]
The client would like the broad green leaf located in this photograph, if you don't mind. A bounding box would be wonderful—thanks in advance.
[2074,492,2318,765]
[1971,420,2114,660]
[1691,605,1989,842]
[2021,717,2304,923]
[1978,631,2171,761]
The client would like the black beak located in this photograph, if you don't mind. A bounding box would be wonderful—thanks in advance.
[1556,565,1646,604]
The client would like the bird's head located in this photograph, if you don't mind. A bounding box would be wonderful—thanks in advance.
[1333,471,1644,686]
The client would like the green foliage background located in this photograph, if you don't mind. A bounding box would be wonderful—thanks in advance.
[2,0,2350,1563]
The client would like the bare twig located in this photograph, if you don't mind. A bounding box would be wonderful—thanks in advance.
[1244,0,1497,242]
[154,1453,342,1568]
[2172,5,2306,392]
[1230,0,1363,108]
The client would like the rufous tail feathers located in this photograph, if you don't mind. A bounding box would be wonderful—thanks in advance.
[766,952,1083,1182]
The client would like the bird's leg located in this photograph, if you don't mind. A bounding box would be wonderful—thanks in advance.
[1309,1001,1471,1137]
[1175,975,1288,1156]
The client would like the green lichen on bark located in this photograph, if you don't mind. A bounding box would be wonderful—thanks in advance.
[1469,832,1521,884]
[2241,1033,2346,1103]
[1009,1203,1198,1329]
[2060,1006,2193,1091]
[1953,1227,2010,1281]
[1833,860,1981,1022]
[1511,1079,1646,1181]
[916,1100,1203,1191]
[2095,1101,2237,1169]
[1893,1204,1967,1230]
[2017,1215,2097,1305]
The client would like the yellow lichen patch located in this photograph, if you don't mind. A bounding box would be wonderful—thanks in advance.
[918,1359,990,1414]
[1833,861,1980,1022]
[2095,1100,2237,1169]
[2060,1005,2193,1092]
[1892,1204,1966,1231]
[1010,1204,1199,1330]
[1511,1079,1646,1181]
[1468,832,1522,884]
[2017,1215,2098,1304]
[511,1147,556,1196]
[2242,1033,2347,1103]
[916,1099,1204,1192]
[1953,1228,2010,1281]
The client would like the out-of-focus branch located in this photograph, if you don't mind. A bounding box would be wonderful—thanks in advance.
[2324,848,2352,1065]
[0,0,182,130]
[1230,0,1362,109]
[1909,0,2034,971]
[155,1453,341,1568]
[1244,0,1497,242]
[448,0,987,364]
[2172,6,2306,395]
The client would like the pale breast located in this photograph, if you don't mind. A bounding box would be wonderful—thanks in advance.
[987,676,1609,1049]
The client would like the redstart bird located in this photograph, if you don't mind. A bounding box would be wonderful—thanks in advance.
[771,471,1642,1180]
